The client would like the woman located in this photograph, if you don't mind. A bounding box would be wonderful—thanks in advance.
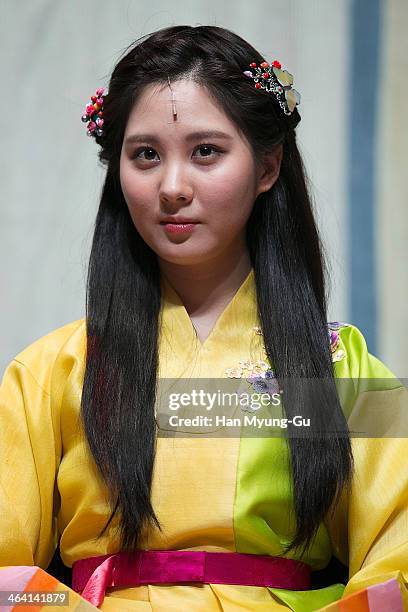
[1,24,407,611]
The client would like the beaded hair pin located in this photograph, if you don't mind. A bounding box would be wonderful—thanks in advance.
[81,87,106,137]
[243,59,301,115]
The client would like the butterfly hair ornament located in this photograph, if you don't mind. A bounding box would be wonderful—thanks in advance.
[81,87,106,138]
[243,60,301,115]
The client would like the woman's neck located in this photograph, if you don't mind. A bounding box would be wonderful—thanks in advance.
[158,251,253,317]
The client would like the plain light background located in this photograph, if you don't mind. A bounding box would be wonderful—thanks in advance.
[1,0,407,376]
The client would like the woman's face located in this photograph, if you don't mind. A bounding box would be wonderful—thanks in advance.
[120,79,281,268]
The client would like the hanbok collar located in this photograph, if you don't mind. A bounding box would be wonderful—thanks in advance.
[158,268,260,378]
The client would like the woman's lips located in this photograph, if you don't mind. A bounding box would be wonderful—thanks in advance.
[162,222,199,234]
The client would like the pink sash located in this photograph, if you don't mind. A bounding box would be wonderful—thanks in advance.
[72,550,311,607]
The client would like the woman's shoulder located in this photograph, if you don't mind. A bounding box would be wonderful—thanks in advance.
[14,318,86,363]
[329,320,399,381]
[328,321,368,369]
[2,318,86,393]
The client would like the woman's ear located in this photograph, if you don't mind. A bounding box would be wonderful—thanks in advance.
[255,143,283,196]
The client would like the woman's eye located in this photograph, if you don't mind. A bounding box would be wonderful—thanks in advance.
[194,145,221,159]
[132,144,222,163]
[133,147,158,161]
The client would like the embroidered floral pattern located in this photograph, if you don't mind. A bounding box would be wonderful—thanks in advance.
[225,327,275,396]
[225,322,350,381]
[247,369,281,395]
[225,358,269,379]
[328,321,349,362]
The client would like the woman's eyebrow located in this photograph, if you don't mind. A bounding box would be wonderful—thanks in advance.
[124,130,233,146]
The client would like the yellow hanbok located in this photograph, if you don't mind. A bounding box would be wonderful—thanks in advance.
[1,268,408,611]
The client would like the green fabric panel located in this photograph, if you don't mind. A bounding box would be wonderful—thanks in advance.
[268,584,345,611]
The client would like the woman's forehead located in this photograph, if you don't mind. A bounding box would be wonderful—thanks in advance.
[124,79,240,140]
[127,80,224,121]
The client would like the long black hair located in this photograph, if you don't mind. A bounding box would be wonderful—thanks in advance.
[81,25,353,555]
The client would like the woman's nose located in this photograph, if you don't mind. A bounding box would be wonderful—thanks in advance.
[159,162,193,205]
